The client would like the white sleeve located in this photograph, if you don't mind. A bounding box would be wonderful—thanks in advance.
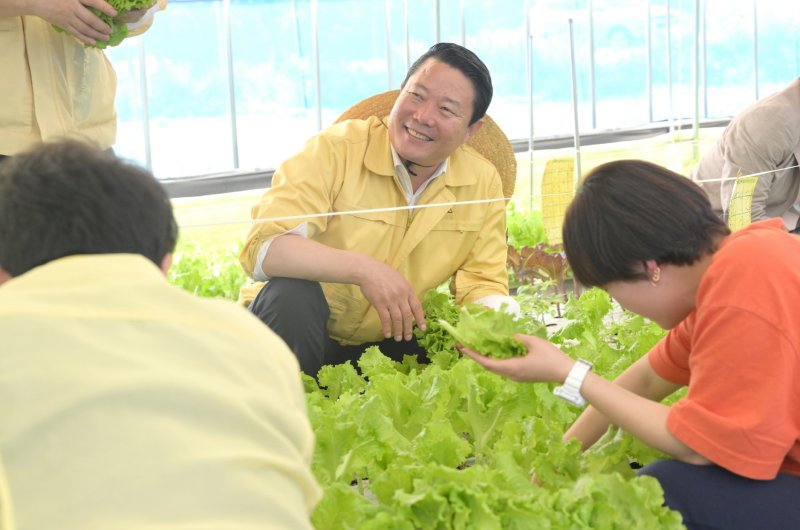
[474,294,521,319]
[124,2,164,31]
[252,223,309,281]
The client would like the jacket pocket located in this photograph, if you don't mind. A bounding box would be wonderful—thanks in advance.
[431,218,483,232]
[323,285,369,342]
[338,199,407,227]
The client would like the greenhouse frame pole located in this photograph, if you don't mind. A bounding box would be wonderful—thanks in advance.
[460,0,466,46]
[753,0,759,100]
[404,0,410,71]
[138,38,152,171]
[568,18,582,183]
[692,0,700,158]
[526,4,535,210]
[290,0,308,109]
[646,0,653,123]
[666,0,674,134]
[702,0,708,117]
[435,0,441,43]
[222,0,239,169]
[588,0,596,129]
[311,0,322,131]
[384,0,393,88]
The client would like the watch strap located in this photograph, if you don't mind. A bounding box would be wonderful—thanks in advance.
[553,359,592,407]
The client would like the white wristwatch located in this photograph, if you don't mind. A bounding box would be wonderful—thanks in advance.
[553,359,593,407]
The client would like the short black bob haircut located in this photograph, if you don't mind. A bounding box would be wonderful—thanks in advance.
[0,140,178,277]
[563,159,730,287]
[403,42,493,126]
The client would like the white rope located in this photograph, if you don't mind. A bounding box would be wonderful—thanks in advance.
[181,196,507,229]
[178,164,800,230]
[691,164,800,184]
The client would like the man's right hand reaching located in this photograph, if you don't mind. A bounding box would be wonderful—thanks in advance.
[356,258,427,342]
[260,234,427,342]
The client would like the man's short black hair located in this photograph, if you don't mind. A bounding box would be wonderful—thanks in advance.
[0,140,178,276]
[563,159,730,287]
[403,42,493,126]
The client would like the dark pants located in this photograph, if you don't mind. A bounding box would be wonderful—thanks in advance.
[638,459,800,530]
[248,277,427,378]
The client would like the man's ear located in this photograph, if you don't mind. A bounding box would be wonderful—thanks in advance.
[0,266,12,286]
[159,253,172,276]
[464,118,484,142]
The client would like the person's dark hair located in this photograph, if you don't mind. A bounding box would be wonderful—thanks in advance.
[563,159,730,287]
[403,42,492,126]
[0,140,178,276]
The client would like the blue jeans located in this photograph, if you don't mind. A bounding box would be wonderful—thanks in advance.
[638,459,800,529]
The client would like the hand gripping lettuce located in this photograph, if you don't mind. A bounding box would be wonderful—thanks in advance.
[439,303,527,359]
[55,0,156,48]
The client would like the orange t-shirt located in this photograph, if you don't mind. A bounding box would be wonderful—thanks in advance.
[649,218,800,480]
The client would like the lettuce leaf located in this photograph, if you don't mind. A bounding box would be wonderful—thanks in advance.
[438,304,527,359]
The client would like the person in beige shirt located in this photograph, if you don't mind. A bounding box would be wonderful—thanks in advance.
[690,78,800,233]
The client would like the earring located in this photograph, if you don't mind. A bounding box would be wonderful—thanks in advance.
[650,266,661,286]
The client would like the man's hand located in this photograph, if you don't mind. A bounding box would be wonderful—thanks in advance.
[458,334,573,384]
[33,0,117,45]
[357,258,426,342]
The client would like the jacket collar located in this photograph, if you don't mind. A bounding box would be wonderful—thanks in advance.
[364,117,478,190]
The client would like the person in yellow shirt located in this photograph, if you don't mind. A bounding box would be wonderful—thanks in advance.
[239,43,518,378]
[0,141,321,530]
[0,0,166,159]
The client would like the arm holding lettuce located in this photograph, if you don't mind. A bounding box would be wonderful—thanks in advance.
[0,0,166,157]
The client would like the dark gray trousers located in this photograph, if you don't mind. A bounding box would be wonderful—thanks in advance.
[248,277,427,378]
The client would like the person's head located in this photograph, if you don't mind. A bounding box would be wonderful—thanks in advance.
[563,160,730,327]
[0,140,178,283]
[389,43,492,170]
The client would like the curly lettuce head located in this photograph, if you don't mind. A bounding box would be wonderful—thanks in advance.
[54,0,155,49]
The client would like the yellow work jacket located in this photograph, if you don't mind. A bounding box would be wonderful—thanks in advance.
[0,254,320,530]
[0,2,166,156]
[240,116,509,345]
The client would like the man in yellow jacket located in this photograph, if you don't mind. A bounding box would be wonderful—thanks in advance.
[240,43,518,377]
[0,141,321,530]
[0,0,166,159]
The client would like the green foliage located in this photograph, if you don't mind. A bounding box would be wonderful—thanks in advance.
[167,240,247,301]
[414,290,461,368]
[506,202,548,249]
[307,335,682,529]
[159,217,682,529]
[438,304,527,359]
[551,288,667,382]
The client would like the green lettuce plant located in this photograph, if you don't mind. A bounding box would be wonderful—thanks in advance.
[54,0,155,48]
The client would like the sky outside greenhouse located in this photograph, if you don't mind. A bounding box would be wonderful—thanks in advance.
[106,0,800,179]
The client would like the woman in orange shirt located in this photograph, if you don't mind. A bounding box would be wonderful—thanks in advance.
[462,160,800,529]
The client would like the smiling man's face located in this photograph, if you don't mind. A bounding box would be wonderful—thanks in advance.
[388,58,483,170]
